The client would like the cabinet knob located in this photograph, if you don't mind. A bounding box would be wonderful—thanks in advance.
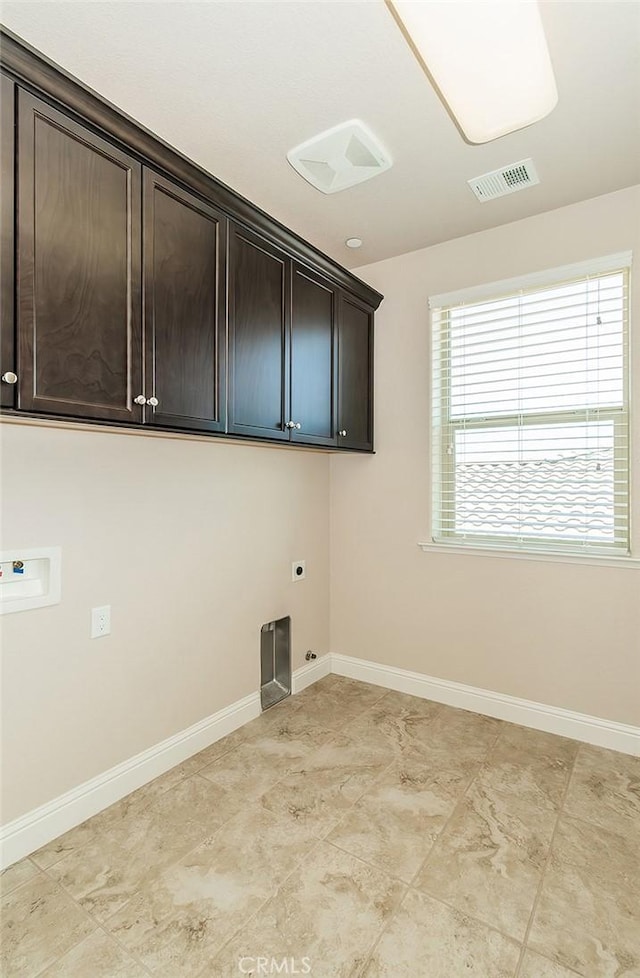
[339,429,348,437]
[146,396,159,407]
[295,422,301,430]
[285,420,295,429]
[1,371,18,385]
[134,394,146,405]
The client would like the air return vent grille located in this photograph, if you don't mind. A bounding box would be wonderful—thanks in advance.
[468,159,540,202]
[287,120,392,195]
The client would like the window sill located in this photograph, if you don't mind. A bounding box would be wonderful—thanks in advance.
[417,542,640,569]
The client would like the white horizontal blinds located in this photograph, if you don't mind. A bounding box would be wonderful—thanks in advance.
[432,264,630,554]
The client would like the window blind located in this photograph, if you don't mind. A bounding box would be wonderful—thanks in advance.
[431,257,631,555]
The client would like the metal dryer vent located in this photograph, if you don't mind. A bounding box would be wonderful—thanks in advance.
[260,616,291,710]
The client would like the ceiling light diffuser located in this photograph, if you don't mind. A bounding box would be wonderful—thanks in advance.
[388,0,558,144]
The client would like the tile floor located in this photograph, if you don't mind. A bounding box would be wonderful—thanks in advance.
[2,675,639,978]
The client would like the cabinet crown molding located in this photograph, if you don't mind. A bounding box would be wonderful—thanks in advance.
[0,27,383,312]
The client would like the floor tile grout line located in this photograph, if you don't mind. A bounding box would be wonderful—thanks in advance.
[205,821,412,976]
[354,881,414,978]
[407,716,576,898]
[405,727,502,890]
[559,803,639,843]
[321,836,409,883]
[27,755,224,874]
[0,859,47,899]
[24,867,156,978]
[315,699,504,845]
[60,760,364,970]
[187,692,449,968]
[10,680,606,978]
[92,921,157,978]
[314,755,399,841]
[197,686,405,829]
[38,786,248,936]
[198,834,340,973]
[31,709,329,885]
[37,796,316,978]
[520,949,585,978]
[4,683,374,974]
[322,831,526,951]
[3,725,474,976]
[110,809,323,976]
[21,689,318,875]
[76,686,398,932]
[355,875,525,977]
[198,733,394,832]
[15,679,389,877]
[512,738,581,978]
[408,884,525,947]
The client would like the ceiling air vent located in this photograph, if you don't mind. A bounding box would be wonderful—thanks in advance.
[468,159,540,202]
[287,120,392,195]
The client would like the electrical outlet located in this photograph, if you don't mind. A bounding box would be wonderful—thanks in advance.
[291,560,306,582]
[91,605,111,638]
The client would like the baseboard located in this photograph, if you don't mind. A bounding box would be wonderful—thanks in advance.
[0,658,331,870]
[1,691,261,870]
[6,649,635,870]
[330,653,640,757]
[292,654,331,693]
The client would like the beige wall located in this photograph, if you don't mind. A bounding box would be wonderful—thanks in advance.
[2,187,639,826]
[0,424,329,822]
[331,186,640,727]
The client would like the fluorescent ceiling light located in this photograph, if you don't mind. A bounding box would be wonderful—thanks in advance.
[388,0,558,144]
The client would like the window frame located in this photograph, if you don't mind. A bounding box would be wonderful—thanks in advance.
[429,255,632,560]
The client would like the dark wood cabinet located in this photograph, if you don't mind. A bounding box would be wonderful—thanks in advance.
[338,295,374,451]
[0,73,15,409]
[143,169,226,432]
[228,224,290,440]
[16,90,142,422]
[1,32,383,451]
[228,238,339,447]
[290,265,337,447]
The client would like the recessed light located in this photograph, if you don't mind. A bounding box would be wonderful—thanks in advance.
[345,237,363,249]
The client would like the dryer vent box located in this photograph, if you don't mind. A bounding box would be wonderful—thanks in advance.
[287,120,392,194]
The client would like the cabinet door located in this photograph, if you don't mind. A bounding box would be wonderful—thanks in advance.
[143,170,226,432]
[290,265,337,447]
[228,224,289,440]
[16,91,142,421]
[338,295,374,451]
[0,74,15,409]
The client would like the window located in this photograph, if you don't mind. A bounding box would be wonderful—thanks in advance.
[431,254,631,557]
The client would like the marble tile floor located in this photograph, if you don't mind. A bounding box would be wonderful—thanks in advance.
[2,675,639,978]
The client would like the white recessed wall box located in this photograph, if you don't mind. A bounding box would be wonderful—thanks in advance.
[287,120,392,194]
[0,547,61,614]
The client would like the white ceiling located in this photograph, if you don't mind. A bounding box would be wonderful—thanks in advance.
[2,0,639,268]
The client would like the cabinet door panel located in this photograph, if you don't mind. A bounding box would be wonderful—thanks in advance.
[144,170,226,431]
[228,225,289,439]
[338,296,374,451]
[1,74,15,409]
[290,266,336,446]
[17,90,142,421]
